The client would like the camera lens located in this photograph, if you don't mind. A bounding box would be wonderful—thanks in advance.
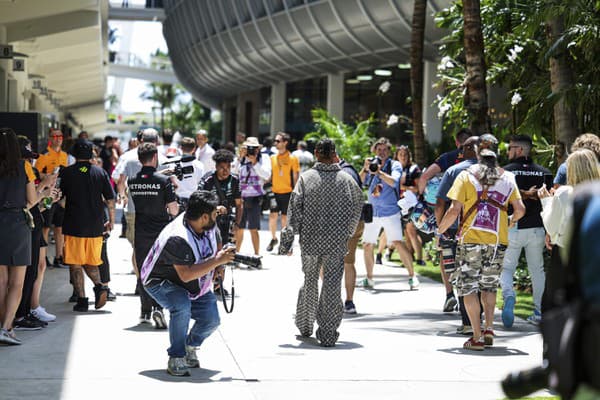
[247,147,257,156]
[369,158,380,173]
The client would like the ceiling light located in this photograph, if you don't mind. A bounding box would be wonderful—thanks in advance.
[356,75,373,81]
[374,69,392,77]
[345,79,360,84]
[397,63,410,69]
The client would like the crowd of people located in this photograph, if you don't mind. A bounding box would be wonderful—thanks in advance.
[1,125,599,381]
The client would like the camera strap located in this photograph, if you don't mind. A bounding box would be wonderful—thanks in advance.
[216,267,235,313]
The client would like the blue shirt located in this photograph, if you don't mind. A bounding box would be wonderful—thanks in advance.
[579,196,600,304]
[437,159,478,202]
[366,158,402,217]
[553,162,567,186]
[435,148,464,172]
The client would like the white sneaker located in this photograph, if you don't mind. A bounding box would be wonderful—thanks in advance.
[31,306,56,322]
[408,275,420,290]
[356,278,375,288]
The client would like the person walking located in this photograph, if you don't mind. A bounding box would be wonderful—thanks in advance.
[500,135,554,327]
[0,128,55,344]
[59,139,116,312]
[280,139,362,347]
[267,132,299,253]
[128,143,179,326]
[438,143,525,350]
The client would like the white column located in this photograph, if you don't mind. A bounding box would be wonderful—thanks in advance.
[327,72,344,120]
[270,82,286,134]
[422,60,443,145]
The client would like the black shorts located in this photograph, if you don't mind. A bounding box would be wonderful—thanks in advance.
[0,209,32,266]
[42,203,64,228]
[240,196,262,230]
[272,192,291,215]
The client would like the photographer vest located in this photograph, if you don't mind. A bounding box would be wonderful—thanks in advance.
[141,213,219,299]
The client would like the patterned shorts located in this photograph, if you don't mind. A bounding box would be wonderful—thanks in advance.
[455,243,506,296]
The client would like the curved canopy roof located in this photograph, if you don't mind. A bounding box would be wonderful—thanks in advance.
[163,0,450,108]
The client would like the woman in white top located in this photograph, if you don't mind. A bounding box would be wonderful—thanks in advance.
[538,148,600,249]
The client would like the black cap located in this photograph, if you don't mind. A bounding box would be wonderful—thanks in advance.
[20,145,39,159]
[72,139,94,160]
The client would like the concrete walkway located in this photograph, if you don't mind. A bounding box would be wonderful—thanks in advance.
[0,217,553,400]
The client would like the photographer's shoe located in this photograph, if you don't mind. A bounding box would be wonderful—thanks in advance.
[185,345,200,368]
[167,357,191,376]
[408,276,420,290]
[375,253,383,265]
[266,238,278,252]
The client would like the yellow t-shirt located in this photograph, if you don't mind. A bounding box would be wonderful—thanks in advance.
[271,151,300,194]
[35,146,68,175]
[447,170,521,245]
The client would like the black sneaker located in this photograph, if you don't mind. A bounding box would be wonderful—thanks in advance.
[53,257,68,269]
[13,317,43,331]
[93,284,109,310]
[27,313,48,327]
[73,297,89,312]
[375,253,383,265]
[443,295,458,313]
[68,289,78,303]
[152,309,167,329]
[266,238,278,252]
[107,289,117,302]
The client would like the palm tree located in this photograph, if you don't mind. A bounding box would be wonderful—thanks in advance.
[410,0,427,167]
[547,15,578,160]
[462,0,490,135]
[141,83,178,130]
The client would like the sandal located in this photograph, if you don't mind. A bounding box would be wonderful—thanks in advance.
[463,337,485,351]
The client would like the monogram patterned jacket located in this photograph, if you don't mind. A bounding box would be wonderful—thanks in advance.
[281,162,362,255]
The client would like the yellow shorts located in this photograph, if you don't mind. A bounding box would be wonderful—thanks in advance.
[64,235,103,266]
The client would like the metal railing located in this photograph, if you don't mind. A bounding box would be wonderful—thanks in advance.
[109,51,173,72]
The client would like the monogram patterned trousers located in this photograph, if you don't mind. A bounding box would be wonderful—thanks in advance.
[295,250,346,347]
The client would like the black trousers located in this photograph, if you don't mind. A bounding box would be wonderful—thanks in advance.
[16,225,42,319]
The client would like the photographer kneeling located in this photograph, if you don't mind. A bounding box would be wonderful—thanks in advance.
[140,190,235,377]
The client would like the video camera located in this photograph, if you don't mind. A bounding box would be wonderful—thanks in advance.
[161,154,196,181]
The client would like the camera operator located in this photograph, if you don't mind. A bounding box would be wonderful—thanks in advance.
[234,137,271,258]
[358,137,418,290]
[140,190,236,377]
[128,143,179,327]
[170,137,205,210]
[197,150,241,294]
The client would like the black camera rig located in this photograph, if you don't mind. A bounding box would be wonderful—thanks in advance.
[161,154,196,181]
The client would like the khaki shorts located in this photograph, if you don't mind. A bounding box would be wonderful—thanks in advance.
[455,243,506,296]
[344,220,365,264]
[64,235,103,266]
[125,212,135,246]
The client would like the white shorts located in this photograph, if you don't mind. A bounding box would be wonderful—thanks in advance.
[362,212,404,244]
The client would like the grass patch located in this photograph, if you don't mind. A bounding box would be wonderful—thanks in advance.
[389,257,536,320]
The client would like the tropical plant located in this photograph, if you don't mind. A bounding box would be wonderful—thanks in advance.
[304,108,376,171]
[435,0,600,169]
[141,49,180,130]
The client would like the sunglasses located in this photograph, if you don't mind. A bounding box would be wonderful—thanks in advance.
[274,139,282,143]
[51,135,63,138]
